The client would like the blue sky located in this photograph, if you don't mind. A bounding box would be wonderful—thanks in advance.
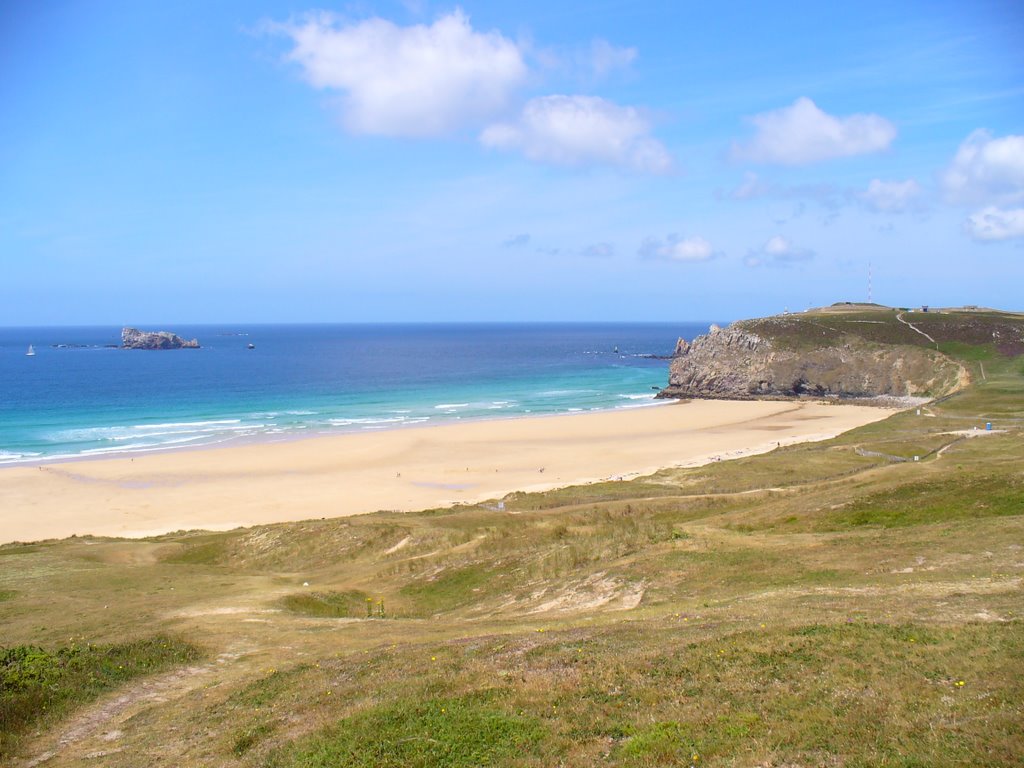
[1,0,1022,324]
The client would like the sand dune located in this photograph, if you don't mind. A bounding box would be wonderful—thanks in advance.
[0,400,895,543]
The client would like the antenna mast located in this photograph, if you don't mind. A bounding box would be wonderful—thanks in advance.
[868,261,873,304]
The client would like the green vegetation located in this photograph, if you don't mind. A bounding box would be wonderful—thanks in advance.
[269,693,544,768]
[818,472,1024,529]
[0,636,200,759]
[281,589,371,618]
[0,305,1021,766]
[399,564,494,615]
[162,536,229,565]
[745,306,1024,359]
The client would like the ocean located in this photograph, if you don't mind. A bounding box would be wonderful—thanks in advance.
[0,323,713,464]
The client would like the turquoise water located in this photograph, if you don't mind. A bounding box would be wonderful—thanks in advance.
[0,323,712,463]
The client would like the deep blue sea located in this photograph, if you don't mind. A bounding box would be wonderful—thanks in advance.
[0,323,714,464]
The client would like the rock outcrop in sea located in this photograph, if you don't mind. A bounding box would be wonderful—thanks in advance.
[121,327,200,350]
[658,311,968,401]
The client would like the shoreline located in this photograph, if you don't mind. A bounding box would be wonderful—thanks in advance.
[0,399,898,545]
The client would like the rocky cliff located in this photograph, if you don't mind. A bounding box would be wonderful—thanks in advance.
[121,327,200,350]
[658,313,970,401]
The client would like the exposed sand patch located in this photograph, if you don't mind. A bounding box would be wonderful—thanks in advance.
[529,572,646,614]
[384,535,412,555]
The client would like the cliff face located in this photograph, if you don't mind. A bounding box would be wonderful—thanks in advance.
[660,322,965,401]
[122,327,200,350]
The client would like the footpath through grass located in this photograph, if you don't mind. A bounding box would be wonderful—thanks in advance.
[0,635,201,759]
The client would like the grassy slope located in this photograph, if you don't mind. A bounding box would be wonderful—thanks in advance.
[1,309,1022,767]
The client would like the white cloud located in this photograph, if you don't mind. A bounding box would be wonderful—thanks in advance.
[861,178,921,213]
[965,206,1024,241]
[480,95,672,173]
[639,234,717,262]
[942,130,1024,205]
[764,235,792,256]
[589,39,636,77]
[531,37,636,82]
[745,235,814,267]
[280,10,527,136]
[733,97,896,165]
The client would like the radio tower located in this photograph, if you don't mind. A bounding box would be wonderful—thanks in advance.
[868,261,873,304]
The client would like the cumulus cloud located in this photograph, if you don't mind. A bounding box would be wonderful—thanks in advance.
[733,97,896,165]
[502,233,531,248]
[745,235,814,267]
[942,130,1024,205]
[860,178,922,213]
[480,95,673,173]
[965,206,1024,241]
[279,9,527,136]
[639,234,717,263]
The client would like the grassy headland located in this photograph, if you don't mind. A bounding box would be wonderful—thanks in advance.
[1,306,1022,767]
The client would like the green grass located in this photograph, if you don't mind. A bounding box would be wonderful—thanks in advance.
[0,545,39,556]
[937,340,1000,362]
[268,693,545,768]
[226,665,311,709]
[0,635,201,758]
[235,621,1024,767]
[617,721,699,765]
[163,538,229,565]
[819,472,1024,529]
[281,589,371,618]
[398,565,494,615]
[934,358,1024,418]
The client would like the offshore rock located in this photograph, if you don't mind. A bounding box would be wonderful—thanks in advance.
[658,319,965,401]
[121,327,200,350]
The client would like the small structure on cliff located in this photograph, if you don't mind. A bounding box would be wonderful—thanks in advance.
[121,327,200,350]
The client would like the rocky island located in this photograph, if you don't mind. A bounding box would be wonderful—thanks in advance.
[659,303,1024,401]
[121,327,200,350]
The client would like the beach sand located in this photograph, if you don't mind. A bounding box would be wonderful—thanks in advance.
[0,400,896,544]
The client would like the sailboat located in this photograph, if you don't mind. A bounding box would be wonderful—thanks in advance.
[26,345,35,356]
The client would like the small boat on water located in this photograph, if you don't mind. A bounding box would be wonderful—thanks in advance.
[247,343,255,350]
[26,345,35,356]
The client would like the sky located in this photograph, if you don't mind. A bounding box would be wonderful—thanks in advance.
[1,0,1022,324]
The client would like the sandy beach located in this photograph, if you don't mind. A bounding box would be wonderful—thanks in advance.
[0,400,896,544]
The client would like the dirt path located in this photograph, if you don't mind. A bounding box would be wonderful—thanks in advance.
[896,312,937,346]
[21,649,247,768]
